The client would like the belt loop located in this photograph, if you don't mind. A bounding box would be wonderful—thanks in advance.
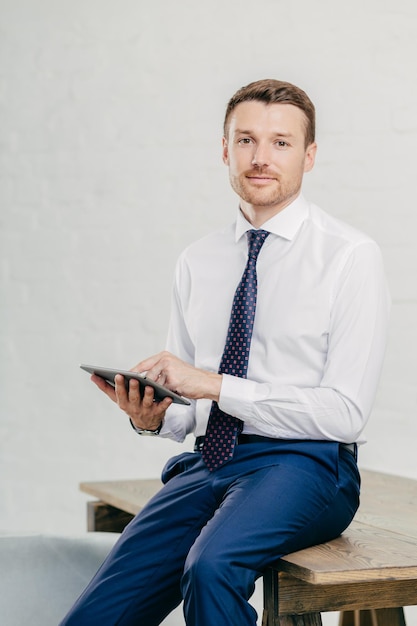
[340,442,357,460]
[194,436,205,452]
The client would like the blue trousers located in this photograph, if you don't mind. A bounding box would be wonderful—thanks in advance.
[61,440,360,626]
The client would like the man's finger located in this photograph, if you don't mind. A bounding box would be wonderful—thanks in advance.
[128,378,141,402]
[91,374,117,402]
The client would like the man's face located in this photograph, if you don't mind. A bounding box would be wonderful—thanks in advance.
[223,101,316,221]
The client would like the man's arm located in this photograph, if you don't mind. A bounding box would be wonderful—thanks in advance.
[219,240,390,443]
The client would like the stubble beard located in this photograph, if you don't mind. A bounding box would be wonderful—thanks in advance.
[229,170,303,211]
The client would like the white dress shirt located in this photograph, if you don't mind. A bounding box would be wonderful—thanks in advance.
[160,194,390,445]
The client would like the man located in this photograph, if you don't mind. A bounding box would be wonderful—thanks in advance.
[62,79,390,626]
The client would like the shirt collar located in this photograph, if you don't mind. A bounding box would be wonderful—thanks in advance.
[234,193,309,242]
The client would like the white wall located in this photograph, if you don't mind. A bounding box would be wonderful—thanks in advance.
[1,1,417,624]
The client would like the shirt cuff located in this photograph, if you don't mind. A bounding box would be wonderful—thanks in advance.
[157,402,196,443]
[218,374,258,421]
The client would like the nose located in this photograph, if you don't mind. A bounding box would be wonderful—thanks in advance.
[251,142,271,167]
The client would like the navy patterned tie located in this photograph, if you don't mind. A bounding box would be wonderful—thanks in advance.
[202,229,269,471]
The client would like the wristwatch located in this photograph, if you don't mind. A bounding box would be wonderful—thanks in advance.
[129,419,163,436]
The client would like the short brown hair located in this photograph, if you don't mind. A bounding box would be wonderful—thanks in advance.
[223,79,315,147]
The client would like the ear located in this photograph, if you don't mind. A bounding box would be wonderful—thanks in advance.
[222,136,229,165]
[303,142,317,173]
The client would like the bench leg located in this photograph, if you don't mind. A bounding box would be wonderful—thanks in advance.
[262,569,322,625]
[338,608,406,626]
[87,500,134,532]
[278,615,322,625]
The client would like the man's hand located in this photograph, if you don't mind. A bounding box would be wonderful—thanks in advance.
[132,351,222,402]
[91,374,172,432]
[90,351,222,431]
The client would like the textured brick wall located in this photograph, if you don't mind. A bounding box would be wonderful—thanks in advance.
[1,5,417,622]
[2,2,417,623]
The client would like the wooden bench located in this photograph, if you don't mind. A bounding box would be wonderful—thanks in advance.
[80,470,417,625]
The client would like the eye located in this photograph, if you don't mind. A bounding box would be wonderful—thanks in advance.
[275,140,288,148]
[238,137,253,145]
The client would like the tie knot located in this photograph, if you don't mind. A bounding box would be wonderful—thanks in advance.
[247,229,269,260]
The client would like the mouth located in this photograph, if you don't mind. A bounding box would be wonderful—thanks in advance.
[246,175,276,185]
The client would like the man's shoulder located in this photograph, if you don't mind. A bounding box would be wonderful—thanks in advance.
[179,222,236,260]
[308,203,376,247]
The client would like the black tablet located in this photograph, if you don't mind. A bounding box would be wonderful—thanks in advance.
[80,364,191,406]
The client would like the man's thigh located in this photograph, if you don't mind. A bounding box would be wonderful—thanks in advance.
[186,451,358,576]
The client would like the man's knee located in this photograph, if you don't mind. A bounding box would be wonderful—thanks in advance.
[182,544,225,591]
[181,541,256,599]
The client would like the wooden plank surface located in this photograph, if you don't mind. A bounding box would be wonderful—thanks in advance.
[278,520,417,584]
[79,470,417,531]
[79,470,417,622]
[274,573,417,614]
[356,470,417,539]
[80,478,162,516]
[79,470,417,586]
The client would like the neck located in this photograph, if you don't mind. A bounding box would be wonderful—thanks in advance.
[239,192,300,228]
